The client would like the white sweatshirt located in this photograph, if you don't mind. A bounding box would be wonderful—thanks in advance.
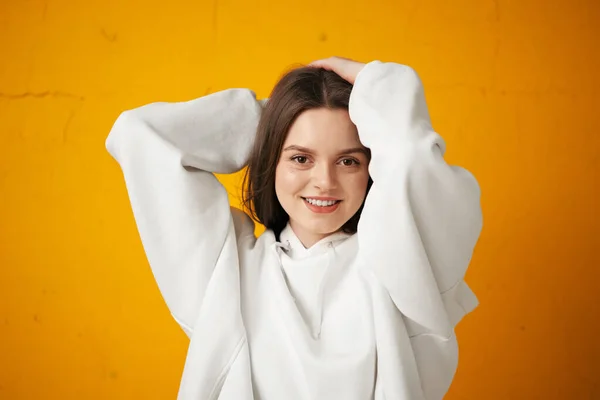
[106,60,483,400]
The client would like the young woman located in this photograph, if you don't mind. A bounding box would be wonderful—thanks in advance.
[106,57,482,400]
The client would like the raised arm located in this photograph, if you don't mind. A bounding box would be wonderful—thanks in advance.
[349,61,483,398]
[106,89,262,336]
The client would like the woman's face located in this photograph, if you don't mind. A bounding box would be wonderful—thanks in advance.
[275,108,370,247]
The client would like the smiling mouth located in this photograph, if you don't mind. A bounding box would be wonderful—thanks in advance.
[301,197,342,207]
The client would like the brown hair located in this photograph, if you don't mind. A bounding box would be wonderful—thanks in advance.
[242,66,372,238]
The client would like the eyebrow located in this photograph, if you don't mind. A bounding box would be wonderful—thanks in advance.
[282,145,369,157]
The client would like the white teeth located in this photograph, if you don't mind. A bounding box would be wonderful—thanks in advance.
[304,198,338,207]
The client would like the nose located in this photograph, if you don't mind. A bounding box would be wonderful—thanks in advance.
[312,163,338,191]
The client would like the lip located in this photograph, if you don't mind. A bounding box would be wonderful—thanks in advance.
[302,197,341,214]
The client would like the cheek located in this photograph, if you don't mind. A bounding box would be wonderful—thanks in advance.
[275,164,305,197]
[342,170,370,199]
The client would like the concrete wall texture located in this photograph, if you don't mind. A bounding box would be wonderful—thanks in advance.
[1,0,598,398]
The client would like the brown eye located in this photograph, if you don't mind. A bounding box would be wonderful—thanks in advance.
[292,156,308,164]
[340,158,359,166]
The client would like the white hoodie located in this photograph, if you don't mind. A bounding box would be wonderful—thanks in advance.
[106,60,483,400]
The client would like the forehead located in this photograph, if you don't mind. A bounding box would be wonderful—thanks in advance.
[284,108,362,148]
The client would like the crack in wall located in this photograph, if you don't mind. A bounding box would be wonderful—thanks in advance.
[0,91,85,101]
[100,28,118,43]
[62,106,80,144]
[0,91,85,144]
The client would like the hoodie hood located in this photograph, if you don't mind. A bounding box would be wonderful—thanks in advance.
[278,223,352,260]
[274,223,355,339]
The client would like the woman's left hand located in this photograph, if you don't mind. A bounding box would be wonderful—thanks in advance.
[307,56,366,85]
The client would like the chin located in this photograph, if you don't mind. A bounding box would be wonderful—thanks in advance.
[302,216,346,236]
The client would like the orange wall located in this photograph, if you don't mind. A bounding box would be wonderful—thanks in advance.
[1,0,598,398]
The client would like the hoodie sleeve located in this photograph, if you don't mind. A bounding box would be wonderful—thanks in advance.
[106,89,262,335]
[350,61,483,398]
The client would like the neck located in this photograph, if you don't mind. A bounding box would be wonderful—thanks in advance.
[288,221,333,249]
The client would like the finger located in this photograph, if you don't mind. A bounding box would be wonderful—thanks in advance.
[308,58,340,71]
[308,60,331,68]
